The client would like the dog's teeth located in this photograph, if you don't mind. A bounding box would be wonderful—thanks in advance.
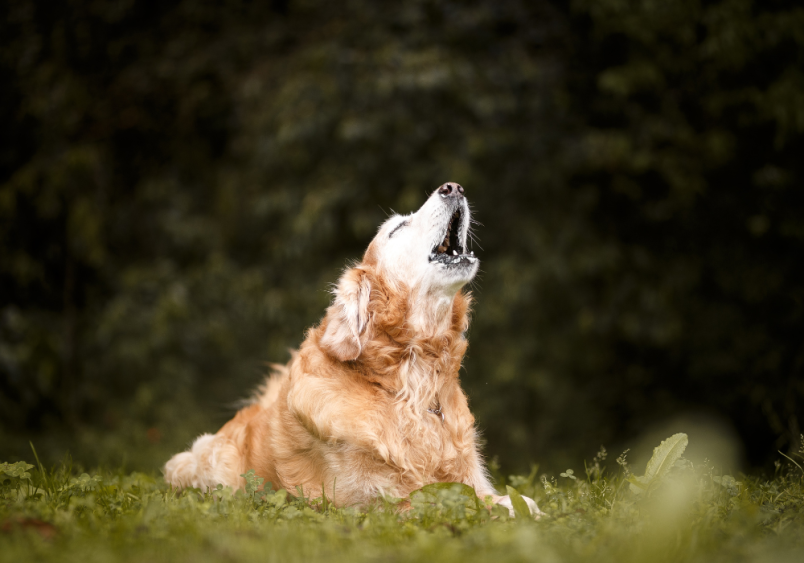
[452,250,457,255]
[470,251,474,256]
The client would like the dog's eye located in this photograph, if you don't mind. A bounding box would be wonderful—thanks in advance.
[388,220,409,239]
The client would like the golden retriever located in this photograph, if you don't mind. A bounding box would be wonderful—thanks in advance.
[164,183,539,516]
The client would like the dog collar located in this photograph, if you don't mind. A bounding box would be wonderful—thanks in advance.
[428,403,445,422]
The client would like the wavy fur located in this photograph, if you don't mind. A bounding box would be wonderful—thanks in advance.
[164,185,538,514]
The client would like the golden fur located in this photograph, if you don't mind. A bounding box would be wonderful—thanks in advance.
[164,185,538,514]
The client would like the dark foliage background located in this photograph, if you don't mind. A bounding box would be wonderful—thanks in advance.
[1,0,802,473]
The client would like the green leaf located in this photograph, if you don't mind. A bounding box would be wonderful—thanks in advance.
[241,469,265,497]
[417,482,481,510]
[418,482,477,498]
[644,433,688,483]
[629,433,688,494]
[505,485,531,519]
[267,488,288,507]
[0,461,35,480]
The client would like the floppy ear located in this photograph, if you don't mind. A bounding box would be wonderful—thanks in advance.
[320,268,373,361]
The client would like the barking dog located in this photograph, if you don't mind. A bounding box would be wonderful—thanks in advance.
[164,183,539,516]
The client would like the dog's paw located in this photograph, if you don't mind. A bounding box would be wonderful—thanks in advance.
[495,494,543,518]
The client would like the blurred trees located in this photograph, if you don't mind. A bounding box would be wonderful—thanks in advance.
[1,0,802,471]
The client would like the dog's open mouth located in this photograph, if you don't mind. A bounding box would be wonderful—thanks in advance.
[429,207,477,266]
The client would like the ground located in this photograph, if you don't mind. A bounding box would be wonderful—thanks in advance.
[1,438,803,563]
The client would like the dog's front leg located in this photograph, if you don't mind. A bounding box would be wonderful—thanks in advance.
[464,451,542,518]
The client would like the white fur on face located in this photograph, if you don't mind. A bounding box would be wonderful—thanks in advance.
[372,189,479,296]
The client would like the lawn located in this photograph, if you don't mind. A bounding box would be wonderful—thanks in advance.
[1,434,802,563]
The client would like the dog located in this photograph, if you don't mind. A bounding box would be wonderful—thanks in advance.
[164,183,539,516]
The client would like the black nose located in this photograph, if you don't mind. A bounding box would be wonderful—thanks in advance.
[437,183,464,197]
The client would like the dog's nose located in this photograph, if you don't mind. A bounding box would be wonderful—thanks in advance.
[437,183,464,197]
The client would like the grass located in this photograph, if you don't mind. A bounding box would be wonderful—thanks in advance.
[1,436,803,563]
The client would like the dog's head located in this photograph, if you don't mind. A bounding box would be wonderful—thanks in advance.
[320,183,479,361]
[366,182,479,292]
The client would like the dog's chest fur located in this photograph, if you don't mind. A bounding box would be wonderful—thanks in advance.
[269,330,478,504]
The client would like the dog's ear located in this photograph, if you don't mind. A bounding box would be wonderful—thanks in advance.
[320,268,373,362]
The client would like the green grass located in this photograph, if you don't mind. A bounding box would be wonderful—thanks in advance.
[1,437,803,563]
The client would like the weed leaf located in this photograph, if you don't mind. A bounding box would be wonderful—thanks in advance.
[419,482,477,498]
[505,485,531,518]
[629,433,688,494]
